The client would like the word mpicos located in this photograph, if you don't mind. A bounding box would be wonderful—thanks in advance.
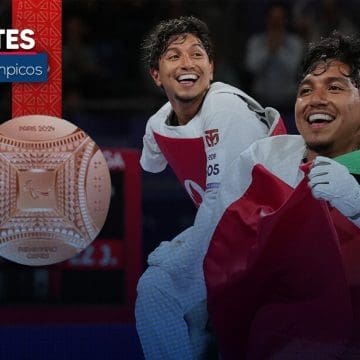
[0,29,35,50]
[0,28,47,83]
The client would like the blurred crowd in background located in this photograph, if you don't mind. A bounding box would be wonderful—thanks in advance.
[1,0,358,140]
[0,0,359,255]
[60,0,360,140]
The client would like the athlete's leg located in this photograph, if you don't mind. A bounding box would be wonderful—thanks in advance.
[135,265,206,359]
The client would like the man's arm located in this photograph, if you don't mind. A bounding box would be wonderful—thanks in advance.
[140,119,168,173]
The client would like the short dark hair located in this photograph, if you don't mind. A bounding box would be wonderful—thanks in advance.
[141,16,214,71]
[300,31,360,88]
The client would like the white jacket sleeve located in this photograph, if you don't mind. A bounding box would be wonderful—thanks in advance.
[140,120,167,173]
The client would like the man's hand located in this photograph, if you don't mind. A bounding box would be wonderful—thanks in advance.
[308,156,360,219]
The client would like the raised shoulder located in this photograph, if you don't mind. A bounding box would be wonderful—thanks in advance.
[206,82,263,108]
[146,102,172,129]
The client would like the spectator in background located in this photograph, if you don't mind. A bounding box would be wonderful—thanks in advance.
[315,0,358,37]
[292,0,318,43]
[245,1,303,133]
[293,0,358,44]
[63,15,104,100]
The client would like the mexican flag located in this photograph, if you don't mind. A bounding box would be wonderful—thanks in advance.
[204,152,360,359]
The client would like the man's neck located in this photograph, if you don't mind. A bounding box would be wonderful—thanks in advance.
[175,109,198,125]
[170,94,206,125]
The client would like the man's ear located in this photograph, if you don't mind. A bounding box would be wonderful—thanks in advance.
[209,61,214,82]
[150,68,162,87]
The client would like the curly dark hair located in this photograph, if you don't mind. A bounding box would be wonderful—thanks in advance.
[301,31,360,88]
[141,16,214,71]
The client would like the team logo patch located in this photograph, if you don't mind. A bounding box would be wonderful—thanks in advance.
[205,129,219,147]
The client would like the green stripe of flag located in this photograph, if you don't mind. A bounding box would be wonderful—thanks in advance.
[335,150,360,175]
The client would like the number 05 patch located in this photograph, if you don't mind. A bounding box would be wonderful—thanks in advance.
[206,148,225,191]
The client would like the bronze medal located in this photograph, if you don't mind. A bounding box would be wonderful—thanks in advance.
[0,115,111,266]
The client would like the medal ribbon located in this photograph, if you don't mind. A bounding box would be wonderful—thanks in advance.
[11,0,62,117]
